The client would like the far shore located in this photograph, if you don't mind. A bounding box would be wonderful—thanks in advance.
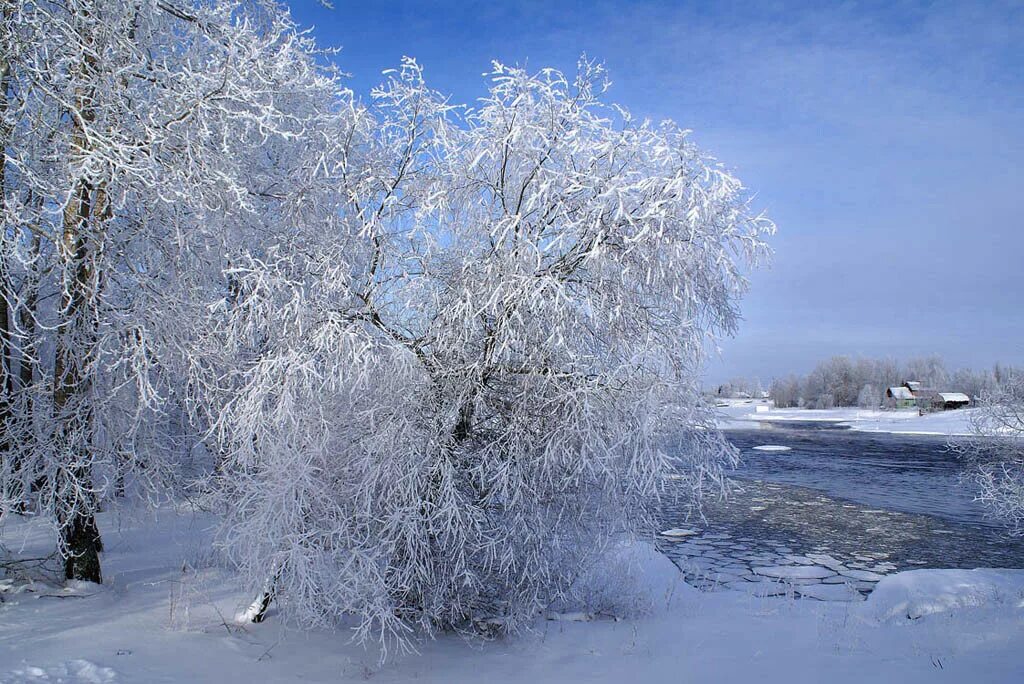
[715,398,977,437]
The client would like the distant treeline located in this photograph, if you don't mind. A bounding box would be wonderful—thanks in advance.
[720,356,1018,409]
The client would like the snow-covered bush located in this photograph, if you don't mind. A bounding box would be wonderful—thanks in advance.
[953,370,1024,535]
[201,57,771,648]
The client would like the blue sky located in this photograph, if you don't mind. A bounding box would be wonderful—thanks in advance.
[289,0,1024,383]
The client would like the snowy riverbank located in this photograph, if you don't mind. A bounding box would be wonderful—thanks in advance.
[2,506,1023,682]
[716,399,978,436]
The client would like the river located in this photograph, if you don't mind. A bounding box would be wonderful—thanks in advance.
[658,423,1024,599]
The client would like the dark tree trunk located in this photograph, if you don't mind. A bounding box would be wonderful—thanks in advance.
[15,232,40,511]
[53,178,104,582]
[51,6,106,582]
[62,509,103,583]
[0,261,14,494]
[246,571,280,623]
[250,588,274,623]
[0,0,16,512]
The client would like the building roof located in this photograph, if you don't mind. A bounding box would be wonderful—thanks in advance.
[904,381,923,391]
[887,386,915,400]
[936,392,970,403]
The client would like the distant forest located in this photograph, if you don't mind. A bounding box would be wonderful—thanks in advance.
[718,356,1019,409]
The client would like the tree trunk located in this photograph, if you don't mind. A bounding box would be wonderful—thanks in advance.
[53,211,104,576]
[62,509,103,582]
[245,585,275,623]
[17,231,40,509]
[0,0,16,512]
[0,257,15,511]
[53,178,103,583]
[49,2,107,583]
[242,571,280,623]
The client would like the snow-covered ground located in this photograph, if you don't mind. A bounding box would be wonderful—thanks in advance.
[716,399,978,436]
[2,507,1023,683]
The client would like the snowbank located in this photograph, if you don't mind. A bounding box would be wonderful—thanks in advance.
[864,568,1024,621]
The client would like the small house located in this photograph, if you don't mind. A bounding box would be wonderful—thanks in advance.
[885,386,916,409]
[931,392,970,410]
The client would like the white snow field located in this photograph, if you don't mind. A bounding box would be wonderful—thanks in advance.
[716,399,978,436]
[2,507,1023,683]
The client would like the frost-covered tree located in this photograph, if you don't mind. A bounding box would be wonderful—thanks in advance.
[953,369,1024,535]
[951,366,997,401]
[769,375,802,408]
[857,384,880,409]
[904,355,949,389]
[2,2,772,646]
[205,57,772,647]
[802,356,857,407]
[0,0,347,582]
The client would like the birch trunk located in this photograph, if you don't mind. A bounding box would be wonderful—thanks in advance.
[53,7,103,582]
[53,178,103,582]
[0,0,17,511]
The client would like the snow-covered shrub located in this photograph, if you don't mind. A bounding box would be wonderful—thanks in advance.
[953,370,1024,535]
[200,58,772,649]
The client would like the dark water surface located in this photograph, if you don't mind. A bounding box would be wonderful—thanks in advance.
[726,424,990,527]
[659,423,1024,598]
